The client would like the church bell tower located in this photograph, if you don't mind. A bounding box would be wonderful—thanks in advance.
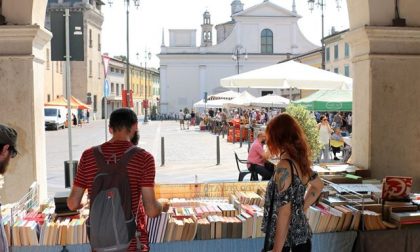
[201,10,213,47]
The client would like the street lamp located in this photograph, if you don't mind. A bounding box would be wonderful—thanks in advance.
[143,50,152,123]
[231,45,247,92]
[307,0,342,70]
[108,0,140,107]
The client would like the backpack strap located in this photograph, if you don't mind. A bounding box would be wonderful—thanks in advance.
[116,146,144,170]
[93,146,108,172]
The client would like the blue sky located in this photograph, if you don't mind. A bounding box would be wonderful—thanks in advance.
[101,0,349,68]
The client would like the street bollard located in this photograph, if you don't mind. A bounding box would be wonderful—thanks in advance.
[216,136,220,165]
[64,160,78,188]
[161,137,165,166]
[239,126,243,148]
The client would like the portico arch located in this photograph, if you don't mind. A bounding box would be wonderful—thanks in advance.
[0,0,50,202]
[346,0,420,190]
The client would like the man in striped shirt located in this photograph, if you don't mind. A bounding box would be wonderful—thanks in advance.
[67,108,163,251]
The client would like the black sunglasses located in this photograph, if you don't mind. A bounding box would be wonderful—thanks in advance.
[8,146,17,158]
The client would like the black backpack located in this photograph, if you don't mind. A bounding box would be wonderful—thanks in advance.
[87,145,143,252]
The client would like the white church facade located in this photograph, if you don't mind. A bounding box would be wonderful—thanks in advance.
[158,0,319,115]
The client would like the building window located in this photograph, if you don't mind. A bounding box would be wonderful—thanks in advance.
[334,44,339,60]
[46,49,50,70]
[89,60,92,77]
[261,29,273,54]
[111,82,115,93]
[121,84,124,91]
[326,47,330,62]
[121,70,124,75]
[111,67,115,73]
[344,65,350,77]
[334,67,339,74]
[47,94,51,102]
[345,43,350,58]
[93,95,97,112]
[98,34,101,51]
[89,29,92,48]
[116,84,120,96]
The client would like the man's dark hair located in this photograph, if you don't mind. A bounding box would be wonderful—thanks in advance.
[109,108,138,132]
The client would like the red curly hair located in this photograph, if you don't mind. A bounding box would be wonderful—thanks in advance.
[265,113,312,178]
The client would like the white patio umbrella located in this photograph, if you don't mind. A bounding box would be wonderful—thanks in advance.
[220,61,352,100]
[207,90,240,100]
[225,91,256,107]
[250,94,290,108]
[193,99,226,108]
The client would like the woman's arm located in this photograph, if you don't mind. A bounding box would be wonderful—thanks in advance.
[272,163,292,251]
[272,203,292,252]
[303,175,324,212]
[327,124,333,133]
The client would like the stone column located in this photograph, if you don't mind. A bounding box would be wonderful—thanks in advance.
[346,0,420,190]
[0,0,51,202]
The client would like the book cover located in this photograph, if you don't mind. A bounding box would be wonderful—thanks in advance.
[382,176,413,201]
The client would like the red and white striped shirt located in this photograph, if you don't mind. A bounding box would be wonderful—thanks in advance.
[74,140,155,251]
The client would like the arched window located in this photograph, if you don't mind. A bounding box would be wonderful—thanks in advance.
[261,29,273,54]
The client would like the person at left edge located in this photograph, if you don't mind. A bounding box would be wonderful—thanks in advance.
[0,124,19,252]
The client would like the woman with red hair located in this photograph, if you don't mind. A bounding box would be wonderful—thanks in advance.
[262,114,324,252]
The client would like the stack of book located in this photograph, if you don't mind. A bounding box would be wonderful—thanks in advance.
[10,216,88,247]
[306,203,361,233]
[390,211,420,225]
[144,192,267,243]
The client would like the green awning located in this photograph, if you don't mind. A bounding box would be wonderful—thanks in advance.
[293,90,352,111]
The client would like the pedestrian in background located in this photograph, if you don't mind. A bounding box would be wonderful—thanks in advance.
[190,110,196,126]
[330,127,344,161]
[179,109,185,130]
[318,115,333,163]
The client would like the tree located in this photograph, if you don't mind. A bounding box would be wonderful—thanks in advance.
[285,104,321,161]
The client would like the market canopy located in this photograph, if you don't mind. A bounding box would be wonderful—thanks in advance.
[71,96,91,110]
[220,60,352,90]
[250,94,290,108]
[45,96,78,108]
[207,90,240,100]
[293,90,352,111]
[193,99,226,109]
[224,91,256,107]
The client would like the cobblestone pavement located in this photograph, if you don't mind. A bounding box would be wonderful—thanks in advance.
[46,119,250,196]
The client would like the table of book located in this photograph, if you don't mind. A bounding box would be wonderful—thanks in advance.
[8,181,420,252]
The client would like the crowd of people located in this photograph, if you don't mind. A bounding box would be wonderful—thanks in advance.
[316,112,352,163]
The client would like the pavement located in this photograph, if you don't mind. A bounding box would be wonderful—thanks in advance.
[45,119,250,197]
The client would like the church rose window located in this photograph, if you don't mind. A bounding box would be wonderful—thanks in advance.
[261,29,273,54]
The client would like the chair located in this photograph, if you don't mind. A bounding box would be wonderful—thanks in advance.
[234,152,259,181]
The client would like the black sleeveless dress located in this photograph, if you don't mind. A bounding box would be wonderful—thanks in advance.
[261,160,317,249]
